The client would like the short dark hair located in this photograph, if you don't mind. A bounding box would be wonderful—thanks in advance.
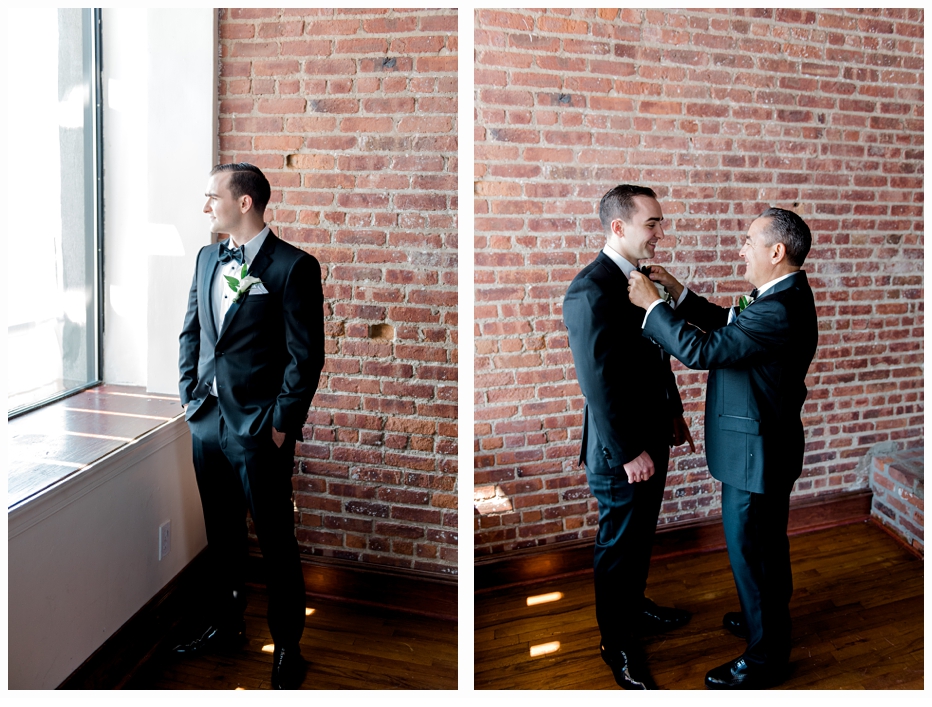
[599,184,657,232]
[210,162,271,214]
[758,207,811,266]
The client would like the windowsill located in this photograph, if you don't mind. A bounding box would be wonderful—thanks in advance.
[7,384,184,511]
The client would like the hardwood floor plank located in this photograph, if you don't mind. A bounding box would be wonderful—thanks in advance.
[130,582,456,689]
[475,521,923,690]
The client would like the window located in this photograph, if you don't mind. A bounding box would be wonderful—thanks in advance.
[6,8,102,417]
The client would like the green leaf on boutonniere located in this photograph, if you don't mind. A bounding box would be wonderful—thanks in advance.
[240,263,248,279]
[225,274,240,291]
[738,295,754,312]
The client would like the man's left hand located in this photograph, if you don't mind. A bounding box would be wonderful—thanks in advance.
[672,415,696,453]
[628,270,662,310]
[272,427,286,448]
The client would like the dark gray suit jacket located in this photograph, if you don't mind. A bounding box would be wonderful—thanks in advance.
[643,271,817,494]
[563,252,684,475]
[178,232,325,448]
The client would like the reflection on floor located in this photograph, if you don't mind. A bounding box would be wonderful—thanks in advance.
[129,580,457,690]
[475,520,923,690]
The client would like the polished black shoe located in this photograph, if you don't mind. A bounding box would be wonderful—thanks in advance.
[600,644,657,690]
[705,656,785,690]
[271,645,307,690]
[635,598,692,635]
[723,611,748,639]
[172,620,246,655]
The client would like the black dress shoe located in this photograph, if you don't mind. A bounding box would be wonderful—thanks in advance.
[172,620,246,655]
[723,611,748,639]
[271,645,307,690]
[705,656,784,690]
[635,598,692,635]
[600,644,657,690]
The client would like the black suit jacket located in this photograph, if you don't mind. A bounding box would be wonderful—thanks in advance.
[563,252,684,474]
[643,271,817,494]
[178,232,325,448]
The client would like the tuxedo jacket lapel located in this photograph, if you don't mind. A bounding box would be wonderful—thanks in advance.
[217,234,277,344]
[201,244,222,343]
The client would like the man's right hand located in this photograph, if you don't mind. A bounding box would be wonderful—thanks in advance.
[641,265,684,302]
[623,450,655,483]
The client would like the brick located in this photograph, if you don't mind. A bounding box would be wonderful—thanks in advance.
[474,7,922,557]
[221,7,457,575]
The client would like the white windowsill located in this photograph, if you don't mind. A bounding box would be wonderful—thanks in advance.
[9,415,186,538]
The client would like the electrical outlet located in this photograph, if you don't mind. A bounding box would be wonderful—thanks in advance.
[159,520,171,560]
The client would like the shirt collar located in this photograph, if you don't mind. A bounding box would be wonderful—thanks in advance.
[756,270,799,299]
[602,244,638,279]
[226,225,270,267]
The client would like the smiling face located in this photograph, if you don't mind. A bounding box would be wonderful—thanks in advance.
[610,195,665,265]
[203,171,243,236]
[740,217,778,287]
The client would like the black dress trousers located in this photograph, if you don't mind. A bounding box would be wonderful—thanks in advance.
[721,481,794,668]
[586,441,669,648]
[189,395,306,648]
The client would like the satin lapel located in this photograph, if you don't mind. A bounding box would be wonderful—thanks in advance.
[202,244,222,342]
[749,271,808,310]
[217,234,277,343]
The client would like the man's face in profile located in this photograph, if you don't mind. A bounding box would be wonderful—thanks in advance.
[616,196,666,263]
[203,172,240,235]
[739,217,774,288]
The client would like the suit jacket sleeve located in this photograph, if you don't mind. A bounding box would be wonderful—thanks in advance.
[676,288,730,332]
[178,253,201,406]
[565,277,646,466]
[273,253,325,436]
[644,295,790,371]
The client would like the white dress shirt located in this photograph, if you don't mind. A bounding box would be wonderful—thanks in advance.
[210,225,270,395]
[602,244,687,325]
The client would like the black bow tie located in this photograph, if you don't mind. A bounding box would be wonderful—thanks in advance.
[750,288,759,299]
[219,242,244,265]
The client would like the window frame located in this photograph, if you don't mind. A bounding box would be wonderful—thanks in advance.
[7,8,104,420]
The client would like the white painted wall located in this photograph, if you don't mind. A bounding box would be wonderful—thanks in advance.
[103,7,217,394]
[8,421,206,689]
[6,9,217,689]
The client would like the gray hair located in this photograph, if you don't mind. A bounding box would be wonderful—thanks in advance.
[758,207,811,266]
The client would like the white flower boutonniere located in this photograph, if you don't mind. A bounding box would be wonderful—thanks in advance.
[225,263,263,303]
[738,294,755,312]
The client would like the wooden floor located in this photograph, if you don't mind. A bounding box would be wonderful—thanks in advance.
[475,520,923,690]
[128,581,457,690]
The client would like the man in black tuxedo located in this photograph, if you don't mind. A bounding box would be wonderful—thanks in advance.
[628,208,818,689]
[177,163,324,689]
[563,185,695,690]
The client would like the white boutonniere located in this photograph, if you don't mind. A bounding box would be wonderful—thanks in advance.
[738,294,755,312]
[225,263,263,303]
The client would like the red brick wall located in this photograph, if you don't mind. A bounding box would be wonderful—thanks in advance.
[218,7,458,574]
[474,8,924,556]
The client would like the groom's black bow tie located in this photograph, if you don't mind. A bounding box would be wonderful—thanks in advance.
[219,242,244,265]
[750,288,759,299]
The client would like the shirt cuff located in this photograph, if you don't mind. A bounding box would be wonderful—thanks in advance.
[642,298,667,328]
[673,286,689,309]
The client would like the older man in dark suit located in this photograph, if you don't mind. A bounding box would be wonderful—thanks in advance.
[563,185,695,690]
[628,208,818,689]
[177,163,324,689]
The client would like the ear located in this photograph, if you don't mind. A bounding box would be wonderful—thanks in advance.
[611,218,625,239]
[770,241,787,264]
[239,193,253,214]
